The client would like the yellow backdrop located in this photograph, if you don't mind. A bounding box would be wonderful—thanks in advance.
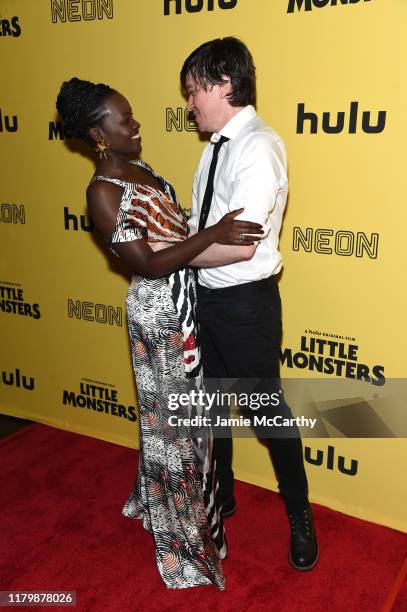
[1,0,406,532]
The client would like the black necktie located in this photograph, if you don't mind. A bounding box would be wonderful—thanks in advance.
[198,135,229,231]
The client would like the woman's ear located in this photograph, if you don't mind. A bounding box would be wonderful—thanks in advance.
[89,126,104,143]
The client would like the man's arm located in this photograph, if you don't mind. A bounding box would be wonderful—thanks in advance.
[189,132,286,268]
[188,225,258,267]
[187,169,253,266]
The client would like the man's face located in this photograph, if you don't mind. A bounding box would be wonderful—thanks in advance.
[185,73,226,133]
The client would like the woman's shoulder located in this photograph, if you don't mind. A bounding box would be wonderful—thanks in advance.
[86,177,126,228]
[87,177,124,204]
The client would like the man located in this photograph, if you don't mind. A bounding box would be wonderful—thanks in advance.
[180,37,318,570]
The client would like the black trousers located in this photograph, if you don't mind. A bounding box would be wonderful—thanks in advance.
[197,276,309,513]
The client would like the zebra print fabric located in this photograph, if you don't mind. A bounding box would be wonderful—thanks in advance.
[90,161,227,589]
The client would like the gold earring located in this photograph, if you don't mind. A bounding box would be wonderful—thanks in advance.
[94,139,110,159]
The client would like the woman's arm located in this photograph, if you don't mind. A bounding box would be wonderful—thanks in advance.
[87,181,262,279]
[187,225,262,267]
[148,241,171,252]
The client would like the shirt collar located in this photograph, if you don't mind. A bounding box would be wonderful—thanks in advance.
[211,105,256,143]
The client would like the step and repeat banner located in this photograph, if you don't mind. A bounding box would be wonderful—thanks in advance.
[1,1,406,532]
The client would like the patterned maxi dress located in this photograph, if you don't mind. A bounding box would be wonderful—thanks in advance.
[91,160,227,590]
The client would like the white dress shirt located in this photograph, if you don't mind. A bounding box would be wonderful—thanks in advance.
[188,105,288,289]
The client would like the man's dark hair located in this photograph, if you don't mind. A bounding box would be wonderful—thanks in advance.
[56,77,114,143]
[180,37,256,107]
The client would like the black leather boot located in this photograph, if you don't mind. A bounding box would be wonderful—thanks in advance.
[288,503,319,570]
[220,495,236,518]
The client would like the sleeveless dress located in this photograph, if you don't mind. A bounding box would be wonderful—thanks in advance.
[91,160,227,590]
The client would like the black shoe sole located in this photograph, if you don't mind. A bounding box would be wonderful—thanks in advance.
[221,504,237,519]
[289,545,319,571]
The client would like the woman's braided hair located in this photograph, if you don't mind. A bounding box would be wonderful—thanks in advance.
[56,77,114,142]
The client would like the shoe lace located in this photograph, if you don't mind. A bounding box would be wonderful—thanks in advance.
[289,509,311,537]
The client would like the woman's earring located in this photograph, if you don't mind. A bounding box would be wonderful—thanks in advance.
[94,139,110,159]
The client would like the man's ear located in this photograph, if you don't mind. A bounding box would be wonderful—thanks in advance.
[219,75,232,98]
[89,126,104,143]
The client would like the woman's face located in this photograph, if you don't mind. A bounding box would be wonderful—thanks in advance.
[96,92,141,155]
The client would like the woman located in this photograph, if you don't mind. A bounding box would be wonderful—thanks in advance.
[56,78,262,590]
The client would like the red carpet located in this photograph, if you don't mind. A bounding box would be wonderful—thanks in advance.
[0,424,406,611]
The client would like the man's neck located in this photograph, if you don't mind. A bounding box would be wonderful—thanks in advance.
[215,105,245,133]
